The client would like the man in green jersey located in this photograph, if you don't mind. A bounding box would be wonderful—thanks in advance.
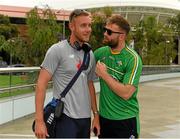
[94,15,142,138]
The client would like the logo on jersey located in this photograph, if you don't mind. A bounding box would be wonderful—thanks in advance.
[69,54,75,58]
[109,56,115,60]
[117,60,122,66]
[76,59,82,69]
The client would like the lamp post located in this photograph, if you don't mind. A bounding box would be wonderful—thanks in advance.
[165,40,170,64]
[7,39,15,90]
[56,9,66,40]
[7,38,15,120]
[178,37,180,65]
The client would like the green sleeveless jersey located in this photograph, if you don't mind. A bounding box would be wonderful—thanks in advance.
[94,46,142,120]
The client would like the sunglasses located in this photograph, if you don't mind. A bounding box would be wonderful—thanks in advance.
[103,27,124,36]
[69,9,89,22]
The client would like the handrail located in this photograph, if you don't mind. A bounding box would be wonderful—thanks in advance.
[0,65,180,73]
[143,65,180,68]
[0,65,180,94]
[0,67,40,94]
[0,67,40,73]
[0,82,53,93]
[0,84,36,92]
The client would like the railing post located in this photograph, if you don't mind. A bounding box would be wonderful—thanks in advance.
[178,37,180,65]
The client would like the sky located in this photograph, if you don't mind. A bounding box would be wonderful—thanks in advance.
[0,0,180,10]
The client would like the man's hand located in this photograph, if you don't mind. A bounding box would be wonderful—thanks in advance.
[91,114,100,136]
[95,61,108,79]
[35,120,49,138]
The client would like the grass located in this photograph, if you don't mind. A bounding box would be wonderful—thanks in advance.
[0,74,35,99]
[0,88,34,99]
[0,74,28,88]
[0,74,52,99]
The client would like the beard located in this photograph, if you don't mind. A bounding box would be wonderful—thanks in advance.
[103,37,119,49]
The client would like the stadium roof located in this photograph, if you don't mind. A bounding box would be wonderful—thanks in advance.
[0,0,179,25]
[0,0,180,11]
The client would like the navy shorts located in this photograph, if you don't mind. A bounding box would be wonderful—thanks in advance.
[55,113,91,138]
[99,115,138,138]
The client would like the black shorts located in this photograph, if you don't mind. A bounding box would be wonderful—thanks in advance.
[99,115,138,138]
[55,113,91,138]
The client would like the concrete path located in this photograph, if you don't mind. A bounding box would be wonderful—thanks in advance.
[0,78,180,138]
[139,78,180,138]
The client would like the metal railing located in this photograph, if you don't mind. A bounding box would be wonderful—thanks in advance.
[142,65,180,75]
[0,67,40,73]
[0,65,180,95]
[0,67,40,94]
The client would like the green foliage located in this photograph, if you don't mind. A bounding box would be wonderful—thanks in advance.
[0,35,5,46]
[133,16,176,65]
[90,7,113,50]
[0,14,19,64]
[0,14,10,24]
[168,12,180,36]
[0,14,18,39]
[0,75,27,88]
[0,88,34,99]
[0,37,27,64]
[26,7,62,66]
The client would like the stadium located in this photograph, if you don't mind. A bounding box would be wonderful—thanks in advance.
[1,0,180,24]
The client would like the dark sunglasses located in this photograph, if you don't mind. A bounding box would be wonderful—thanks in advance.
[103,27,124,36]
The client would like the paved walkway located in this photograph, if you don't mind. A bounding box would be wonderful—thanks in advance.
[0,78,180,138]
[139,78,180,138]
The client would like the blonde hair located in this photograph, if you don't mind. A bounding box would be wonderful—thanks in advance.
[69,9,90,22]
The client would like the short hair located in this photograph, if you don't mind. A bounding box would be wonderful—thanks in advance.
[69,9,91,22]
[107,15,130,34]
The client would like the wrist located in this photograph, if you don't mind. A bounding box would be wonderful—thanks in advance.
[101,72,109,80]
[35,116,44,122]
[93,111,99,116]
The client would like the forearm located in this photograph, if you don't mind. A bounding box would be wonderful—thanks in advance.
[102,73,135,100]
[35,84,46,122]
[89,82,100,136]
[88,81,98,116]
[35,69,51,122]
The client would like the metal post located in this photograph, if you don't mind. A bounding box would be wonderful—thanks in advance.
[63,9,66,39]
[9,39,13,95]
[178,37,180,65]
[9,39,14,121]
[166,40,170,64]
[56,9,66,40]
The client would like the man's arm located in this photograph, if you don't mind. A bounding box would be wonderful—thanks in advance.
[35,68,52,138]
[95,61,136,100]
[88,81,100,136]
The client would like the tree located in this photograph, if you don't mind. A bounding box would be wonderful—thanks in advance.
[0,14,19,64]
[0,37,25,65]
[133,16,176,65]
[0,14,18,40]
[168,12,180,64]
[90,7,113,50]
[169,12,180,36]
[25,6,62,66]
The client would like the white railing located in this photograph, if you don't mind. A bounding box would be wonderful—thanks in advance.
[0,67,40,73]
[1,65,180,93]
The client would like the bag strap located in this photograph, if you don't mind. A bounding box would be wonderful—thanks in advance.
[59,51,90,99]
